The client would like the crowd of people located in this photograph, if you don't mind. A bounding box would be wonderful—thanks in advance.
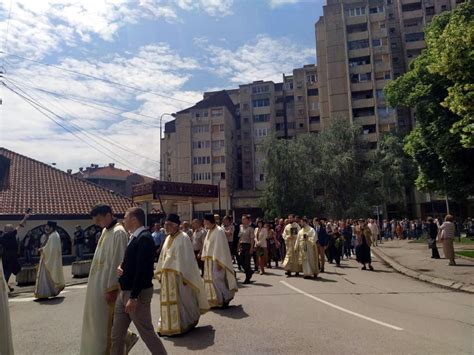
[0,206,471,355]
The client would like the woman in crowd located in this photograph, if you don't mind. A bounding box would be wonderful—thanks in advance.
[355,220,374,271]
[439,214,456,266]
[254,220,268,275]
[266,222,280,269]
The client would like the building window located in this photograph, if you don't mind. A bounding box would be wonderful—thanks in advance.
[376,89,384,98]
[219,124,224,132]
[254,114,270,123]
[402,3,421,12]
[306,74,317,83]
[425,6,435,15]
[311,102,319,110]
[211,108,223,117]
[309,116,320,123]
[350,72,371,83]
[242,103,249,111]
[348,39,369,50]
[252,98,270,108]
[347,23,368,34]
[255,128,270,137]
[369,5,384,14]
[192,125,209,133]
[287,122,296,129]
[221,172,226,180]
[348,7,366,17]
[372,38,382,47]
[260,174,264,181]
[405,32,424,42]
[349,56,370,67]
[284,81,293,90]
[297,96,304,102]
[307,88,319,96]
[252,85,270,94]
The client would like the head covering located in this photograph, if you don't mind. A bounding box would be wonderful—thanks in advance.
[204,213,216,224]
[47,221,57,229]
[166,213,181,225]
[90,204,112,217]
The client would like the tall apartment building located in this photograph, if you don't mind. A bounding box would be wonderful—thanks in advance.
[316,0,465,217]
[162,0,466,219]
[316,0,464,142]
[160,91,238,220]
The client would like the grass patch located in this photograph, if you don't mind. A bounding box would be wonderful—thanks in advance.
[455,250,474,259]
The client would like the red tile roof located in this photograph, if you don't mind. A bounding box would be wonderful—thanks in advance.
[0,147,136,216]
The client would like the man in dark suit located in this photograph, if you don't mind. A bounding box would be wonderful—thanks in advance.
[110,207,166,355]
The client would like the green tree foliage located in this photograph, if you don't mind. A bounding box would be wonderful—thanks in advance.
[260,119,413,219]
[384,4,474,200]
[426,2,474,148]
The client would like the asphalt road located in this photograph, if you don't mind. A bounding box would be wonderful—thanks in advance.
[8,256,474,354]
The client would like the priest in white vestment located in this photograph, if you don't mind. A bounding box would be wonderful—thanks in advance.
[34,221,65,299]
[0,255,14,355]
[155,214,209,336]
[80,204,136,355]
[201,213,238,308]
[295,217,319,279]
[283,214,301,277]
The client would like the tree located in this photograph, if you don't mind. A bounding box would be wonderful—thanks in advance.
[384,8,474,201]
[426,2,474,148]
[260,118,410,219]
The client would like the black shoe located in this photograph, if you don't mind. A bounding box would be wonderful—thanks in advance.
[369,265,374,271]
[243,279,251,284]
[295,272,300,277]
[222,300,230,308]
[320,268,324,273]
[361,266,367,270]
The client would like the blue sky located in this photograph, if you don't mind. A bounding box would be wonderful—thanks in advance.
[0,0,324,177]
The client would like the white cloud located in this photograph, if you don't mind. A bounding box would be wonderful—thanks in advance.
[174,0,233,16]
[267,0,301,9]
[0,43,203,177]
[198,34,315,84]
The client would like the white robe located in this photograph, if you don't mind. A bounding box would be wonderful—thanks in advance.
[155,231,209,336]
[295,226,319,277]
[0,258,14,355]
[201,226,238,308]
[34,231,65,299]
[80,223,128,355]
[283,223,301,272]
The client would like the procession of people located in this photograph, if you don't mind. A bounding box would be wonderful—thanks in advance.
[0,206,467,354]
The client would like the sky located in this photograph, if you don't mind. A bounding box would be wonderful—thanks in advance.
[0,0,324,178]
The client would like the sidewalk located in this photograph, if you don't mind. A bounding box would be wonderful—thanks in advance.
[372,239,474,293]
[9,264,89,295]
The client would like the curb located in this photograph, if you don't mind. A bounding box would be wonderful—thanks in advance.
[372,247,474,294]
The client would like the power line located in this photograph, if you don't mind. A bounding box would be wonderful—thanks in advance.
[1,51,196,105]
[2,81,159,177]
[3,77,162,166]
[4,75,163,129]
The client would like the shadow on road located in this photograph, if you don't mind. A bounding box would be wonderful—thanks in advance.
[212,304,249,319]
[34,296,65,305]
[164,325,215,350]
[313,277,337,282]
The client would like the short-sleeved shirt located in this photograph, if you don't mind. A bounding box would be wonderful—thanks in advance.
[192,228,207,252]
[223,224,235,242]
[239,225,254,244]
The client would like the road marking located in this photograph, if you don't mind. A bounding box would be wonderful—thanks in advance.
[10,290,70,303]
[280,281,404,331]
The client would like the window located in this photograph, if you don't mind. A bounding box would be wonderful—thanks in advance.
[242,103,249,111]
[348,7,366,17]
[219,124,224,132]
[347,23,367,34]
[309,116,320,123]
[405,32,424,42]
[425,6,435,15]
[252,85,269,94]
[221,172,226,180]
[350,72,371,83]
[372,39,382,47]
[376,89,384,99]
[391,42,397,49]
[306,74,317,83]
[284,81,293,90]
[255,128,270,137]
[211,140,225,150]
[275,96,284,103]
[259,174,264,182]
[297,96,304,102]
[252,98,270,108]
[375,71,391,80]
[311,102,319,110]
[276,109,285,117]
[378,106,395,118]
[307,88,318,96]
[369,5,384,14]
[349,56,370,67]
[254,114,270,122]
[287,122,296,129]
[192,125,209,133]
[348,39,369,50]
[211,108,223,117]
[402,3,421,12]
[243,117,249,123]
[193,140,210,149]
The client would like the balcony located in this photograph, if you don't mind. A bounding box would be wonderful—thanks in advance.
[309,122,321,132]
[352,98,375,109]
[374,62,391,72]
[371,29,387,38]
[348,47,370,58]
[369,12,385,22]
[351,81,373,92]
[372,45,389,54]
[347,31,369,42]
[353,115,376,126]
[405,40,426,51]
[346,16,368,26]
[362,132,378,142]
[350,64,372,74]
[402,9,423,20]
